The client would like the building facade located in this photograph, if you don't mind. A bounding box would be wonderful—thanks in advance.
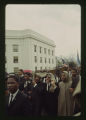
[5,29,56,73]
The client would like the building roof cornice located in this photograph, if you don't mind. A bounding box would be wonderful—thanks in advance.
[6,29,56,47]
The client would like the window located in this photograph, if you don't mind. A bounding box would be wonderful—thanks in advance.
[34,56,37,63]
[35,66,37,71]
[40,57,42,63]
[52,59,54,64]
[45,67,47,70]
[34,45,37,52]
[44,48,46,54]
[13,44,18,52]
[40,67,42,70]
[52,50,54,56]
[14,67,19,73]
[13,56,18,63]
[49,58,50,64]
[40,47,42,53]
[48,49,50,55]
[45,58,47,63]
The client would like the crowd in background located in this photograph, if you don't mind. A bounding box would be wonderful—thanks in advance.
[5,64,81,116]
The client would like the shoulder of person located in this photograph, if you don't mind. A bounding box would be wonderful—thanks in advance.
[73,112,81,116]
[18,90,28,99]
[58,81,63,86]
[5,93,10,100]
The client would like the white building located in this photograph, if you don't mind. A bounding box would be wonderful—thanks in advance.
[5,29,56,73]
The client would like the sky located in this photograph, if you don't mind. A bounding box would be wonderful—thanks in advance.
[5,4,81,59]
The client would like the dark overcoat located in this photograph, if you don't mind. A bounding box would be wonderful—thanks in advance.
[5,90,31,116]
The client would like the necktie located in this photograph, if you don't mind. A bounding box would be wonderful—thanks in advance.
[10,94,13,104]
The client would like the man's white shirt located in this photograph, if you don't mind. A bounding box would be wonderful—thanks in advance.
[9,89,19,105]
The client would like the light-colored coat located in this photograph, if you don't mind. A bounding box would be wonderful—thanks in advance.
[58,71,73,116]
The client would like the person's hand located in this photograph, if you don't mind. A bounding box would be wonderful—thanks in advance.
[51,80,55,87]
[32,80,36,85]
[45,78,49,84]
[69,88,74,93]
[28,91,32,94]
[21,90,24,94]
[28,96,31,99]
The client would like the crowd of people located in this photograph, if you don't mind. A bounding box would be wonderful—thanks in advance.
[5,65,81,117]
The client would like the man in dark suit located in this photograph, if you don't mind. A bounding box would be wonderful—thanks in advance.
[31,74,42,116]
[18,69,25,91]
[69,68,79,93]
[43,73,59,116]
[5,75,31,116]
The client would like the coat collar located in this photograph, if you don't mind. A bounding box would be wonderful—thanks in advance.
[7,90,21,106]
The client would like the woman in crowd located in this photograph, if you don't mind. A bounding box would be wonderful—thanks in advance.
[58,71,72,116]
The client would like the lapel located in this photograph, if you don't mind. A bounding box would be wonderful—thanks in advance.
[8,91,21,107]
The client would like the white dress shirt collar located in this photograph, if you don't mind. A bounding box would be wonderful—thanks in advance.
[9,89,19,104]
[34,83,37,87]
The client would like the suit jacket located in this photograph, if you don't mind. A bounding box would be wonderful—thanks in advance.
[19,76,25,91]
[71,75,79,89]
[42,83,59,116]
[31,84,41,116]
[5,90,31,116]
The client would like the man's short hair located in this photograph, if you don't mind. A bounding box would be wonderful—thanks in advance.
[24,72,31,76]
[7,75,19,83]
[72,68,77,73]
[19,69,24,73]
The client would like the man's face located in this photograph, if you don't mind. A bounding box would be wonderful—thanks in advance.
[24,74,29,80]
[61,73,66,81]
[71,70,77,77]
[7,78,19,94]
[18,71,23,76]
[46,76,51,83]
[35,76,40,83]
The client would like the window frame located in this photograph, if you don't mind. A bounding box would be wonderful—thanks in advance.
[13,44,19,52]
[13,56,18,63]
